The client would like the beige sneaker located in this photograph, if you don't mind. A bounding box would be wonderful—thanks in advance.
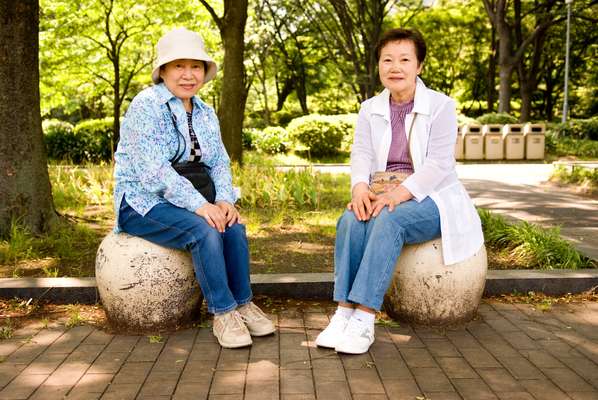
[212,310,252,348]
[237,302,276,336]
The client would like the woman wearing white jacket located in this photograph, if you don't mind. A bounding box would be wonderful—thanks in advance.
[316,28,484,354]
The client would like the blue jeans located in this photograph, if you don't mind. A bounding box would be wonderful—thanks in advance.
[334,197,441,311]
[118,198,252,314]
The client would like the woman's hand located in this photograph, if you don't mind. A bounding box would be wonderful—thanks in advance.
[347,182,377,221]
[370,185,413,217]
[216,201,241,227]
[195,203,227,232]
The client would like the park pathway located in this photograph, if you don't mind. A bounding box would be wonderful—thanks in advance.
[0,299,597,399]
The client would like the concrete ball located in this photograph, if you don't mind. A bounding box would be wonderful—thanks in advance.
[96,232,202,332]
[384,238,487,326]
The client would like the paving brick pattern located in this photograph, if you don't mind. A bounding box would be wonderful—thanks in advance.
[0,300,596,400]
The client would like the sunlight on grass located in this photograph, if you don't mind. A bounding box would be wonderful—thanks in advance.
[49,163,114,214]
[479,209,591,269]
[244,150,350,166]
[2,160,594,277]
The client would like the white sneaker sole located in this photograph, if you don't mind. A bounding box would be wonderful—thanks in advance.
[335,340,374,354]
[248,325,276,336]
[315,335,338,349]
[217,336,253,348]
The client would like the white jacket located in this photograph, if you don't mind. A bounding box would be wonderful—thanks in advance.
[351,78,484,265]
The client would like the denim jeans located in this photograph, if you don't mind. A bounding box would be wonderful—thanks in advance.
[334,197,441,311]
[118,198,252,314]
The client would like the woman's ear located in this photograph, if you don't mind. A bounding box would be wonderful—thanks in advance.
[417,62,423,75]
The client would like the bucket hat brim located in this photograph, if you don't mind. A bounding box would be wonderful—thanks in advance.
[151,28,218,84]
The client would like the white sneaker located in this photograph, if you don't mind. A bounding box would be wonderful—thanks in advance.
[315,313,350,348]
[213,310,253,348]
[237,302,276,336]
[334,316,375,354]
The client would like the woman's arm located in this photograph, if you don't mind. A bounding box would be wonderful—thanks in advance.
[121,98,207,212]
[401,97,457,201]
[204,108,236,205]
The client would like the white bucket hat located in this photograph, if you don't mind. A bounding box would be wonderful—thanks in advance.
[151,28,218,84]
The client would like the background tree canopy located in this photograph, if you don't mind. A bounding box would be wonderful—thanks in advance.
[39,0,597,157]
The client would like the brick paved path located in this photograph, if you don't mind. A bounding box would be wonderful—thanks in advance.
[0,300,597,400]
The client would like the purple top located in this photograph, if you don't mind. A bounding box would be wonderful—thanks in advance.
[386,98,415,173]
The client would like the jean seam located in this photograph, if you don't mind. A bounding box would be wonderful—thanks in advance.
[133,210,217,310]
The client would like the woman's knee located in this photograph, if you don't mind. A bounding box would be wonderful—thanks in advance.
[223,223,247,241]
[187,221,222,249]
[337,209,361,232]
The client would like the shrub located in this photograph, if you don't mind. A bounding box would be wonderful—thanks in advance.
[476,112,518,125]
[271,109,304,126]
[550,164,598,188]
[73,118,114,163]
[287,114,350,157]
[457,114,478,126]
[43,119,77,161]
[252,126,290,154]
[545,135,598,158]
[242,128,259,150]
[548,117,598,140]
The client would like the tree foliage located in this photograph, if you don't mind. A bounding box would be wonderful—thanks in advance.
[36,0,597,154]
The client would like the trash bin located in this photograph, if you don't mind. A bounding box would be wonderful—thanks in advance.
[482,124,504,160]
[455,126,464,160]
[524,123,545,160]
[462,124,483,160]
[502,124,525,160]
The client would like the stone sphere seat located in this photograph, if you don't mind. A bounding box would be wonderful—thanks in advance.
[96,232,202,332]
[384,238,487,326]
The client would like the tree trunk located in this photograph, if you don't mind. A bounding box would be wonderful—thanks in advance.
[0,0,56,237]
[487,26,497,112]
[296,63,309,114]
[112,57,120,155]
[497,65,512,113]
[276,76,295,111]
[519,78,532,122]
[496,12,512,114]
[217,0,248,163]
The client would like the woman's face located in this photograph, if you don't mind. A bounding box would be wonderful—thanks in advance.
[160,59,205,100]
[378,40,422,101]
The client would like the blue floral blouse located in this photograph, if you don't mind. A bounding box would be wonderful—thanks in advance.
[113,83,236,231]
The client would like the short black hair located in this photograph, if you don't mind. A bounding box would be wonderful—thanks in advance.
[375,28,427,65]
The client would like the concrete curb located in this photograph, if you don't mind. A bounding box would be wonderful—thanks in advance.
[1,270,597,305]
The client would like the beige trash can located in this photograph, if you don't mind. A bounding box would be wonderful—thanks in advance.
[462,124,483,160]
[503,124,525,160]
[524,123,545,160]
[455,126,464,160]
[482,124,504,160]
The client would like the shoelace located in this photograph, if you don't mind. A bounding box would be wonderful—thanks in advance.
[221,311,246,332]
[238,303,265,323]
[344,318,372,338]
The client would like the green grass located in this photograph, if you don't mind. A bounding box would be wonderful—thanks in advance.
[1,160,594,277]
[0,218,102,277]
[550,164,598,191]
[546,136,598,160]
[232,163,350,210]
[49,163,113,214]
[479,209,592,269]
[0,163,113,277]
[243,150,350,166]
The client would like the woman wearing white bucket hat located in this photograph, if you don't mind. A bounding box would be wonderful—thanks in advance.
[113,28,274,348]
